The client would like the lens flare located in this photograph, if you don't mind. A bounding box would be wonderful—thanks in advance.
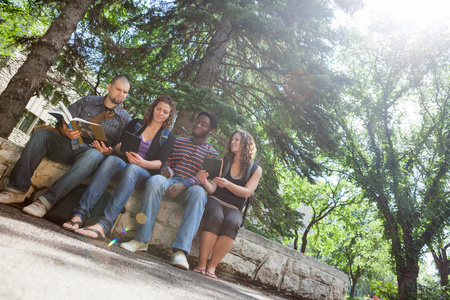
[122,226,131,233]
[108,238,118,247]
[136,213,147,224]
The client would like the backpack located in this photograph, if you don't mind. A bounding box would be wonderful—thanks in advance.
[43,184,120,226]
[221,158,257,227]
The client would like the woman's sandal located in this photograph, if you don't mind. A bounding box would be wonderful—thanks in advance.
[193,267,206,275]
[61,220,82,232]
[205,270,217,279]
[75,226,105,241]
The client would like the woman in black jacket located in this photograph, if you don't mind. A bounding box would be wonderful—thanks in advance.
[62,95,176,240]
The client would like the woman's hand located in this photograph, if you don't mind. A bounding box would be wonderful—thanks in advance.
[197,170,209,184]
[114,142,122,154]
[126,152,144,167]
[213,177,230,188]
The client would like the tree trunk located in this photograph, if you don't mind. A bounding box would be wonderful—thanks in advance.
[431,245,450,287]
[0,0,94,138]
[300,226,311,253]
[349,274,359,297]
[173,13,232,136]
[348,265,361,297]
[397,260,419,300]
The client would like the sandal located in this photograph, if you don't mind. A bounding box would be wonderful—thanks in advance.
[205,270,217,279]
[61,220,82,232]
[193,267,206,275]
[75,226,105,241]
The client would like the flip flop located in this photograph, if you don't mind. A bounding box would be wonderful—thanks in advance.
[193,267,206,275]
[61,220,82,232]
[76,227,105,241]
[205,270,217,279]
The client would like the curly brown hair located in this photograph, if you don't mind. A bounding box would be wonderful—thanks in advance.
[142,95,176,129]
[224,129,257,178]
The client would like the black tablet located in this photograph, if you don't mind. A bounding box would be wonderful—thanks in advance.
[202,157,222,179]
[120,131,141,154]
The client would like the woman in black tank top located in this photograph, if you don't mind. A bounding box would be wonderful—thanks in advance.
[194,130,262,279]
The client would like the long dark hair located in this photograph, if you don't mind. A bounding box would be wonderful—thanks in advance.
[223,129,256,177]
[142,95,176,129]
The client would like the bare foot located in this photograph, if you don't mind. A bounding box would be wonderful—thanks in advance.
[61,216,82,231]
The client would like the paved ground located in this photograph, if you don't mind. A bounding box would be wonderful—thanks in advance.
[0,204,288,300]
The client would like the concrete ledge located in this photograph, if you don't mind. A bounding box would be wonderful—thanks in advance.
[0,138,349,299]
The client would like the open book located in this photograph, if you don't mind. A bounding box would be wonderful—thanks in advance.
[47,101,107,145]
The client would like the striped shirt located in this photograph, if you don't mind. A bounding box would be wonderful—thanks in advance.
[164,137,219,187]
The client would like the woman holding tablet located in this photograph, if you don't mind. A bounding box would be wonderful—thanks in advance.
[194,129,262,278]
[62,95,176,240]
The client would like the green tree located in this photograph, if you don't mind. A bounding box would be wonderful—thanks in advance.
[0,0,95,138]
[307,201,391,297]
[280,172,360,253]
[334,28,450,299]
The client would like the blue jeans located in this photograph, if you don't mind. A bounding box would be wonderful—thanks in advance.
[6,129,75,194]
[73,155,151,233]
[38,147,106,209]
[134,175,207,254]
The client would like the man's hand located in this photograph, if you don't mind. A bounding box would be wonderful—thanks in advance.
[161,166,174,179]
[92,140,113,156]
[197,169,209,184]
[60,122,80,139]
[165,182,186,198]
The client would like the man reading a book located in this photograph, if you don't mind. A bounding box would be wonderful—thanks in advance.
[119,111,219,271]
[0,75,132,218]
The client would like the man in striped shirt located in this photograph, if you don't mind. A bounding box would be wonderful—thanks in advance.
[120,111,219,270]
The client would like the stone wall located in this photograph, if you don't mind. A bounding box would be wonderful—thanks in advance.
[0,138,349,299]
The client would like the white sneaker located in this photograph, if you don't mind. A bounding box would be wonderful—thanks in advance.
[119,239,148,253]
[171,251,189,270]
[23,200,48,217]
[0,191,26,204]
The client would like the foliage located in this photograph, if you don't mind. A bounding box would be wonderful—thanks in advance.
[417,282,450,300]
[371,280,398,300]
[0,0,62,56]
[334,27,450,298]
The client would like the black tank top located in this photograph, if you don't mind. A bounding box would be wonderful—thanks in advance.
[211,162,258,211]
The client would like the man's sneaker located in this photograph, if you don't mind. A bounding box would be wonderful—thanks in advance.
[119,239,148,253]
[23,200,48,217]
[0,191,26,204]
[171,251,189,270]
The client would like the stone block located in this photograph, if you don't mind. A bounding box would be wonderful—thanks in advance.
[31,158,70,190]
[112,213,137,238]
[236,237,268,263]
[290,259,311,278]
[123,194,143,214]
[297,279,330,300]
[0,163,8,178]
[218,252,258,280]
[314,269,333,286]
[254,253,287,288]
[280,269,302,295]
[331,277,347,300]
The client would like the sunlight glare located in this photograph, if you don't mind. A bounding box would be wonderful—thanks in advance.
[336,0,450,32]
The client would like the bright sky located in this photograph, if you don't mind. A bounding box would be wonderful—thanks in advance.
[336,0,450,32]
